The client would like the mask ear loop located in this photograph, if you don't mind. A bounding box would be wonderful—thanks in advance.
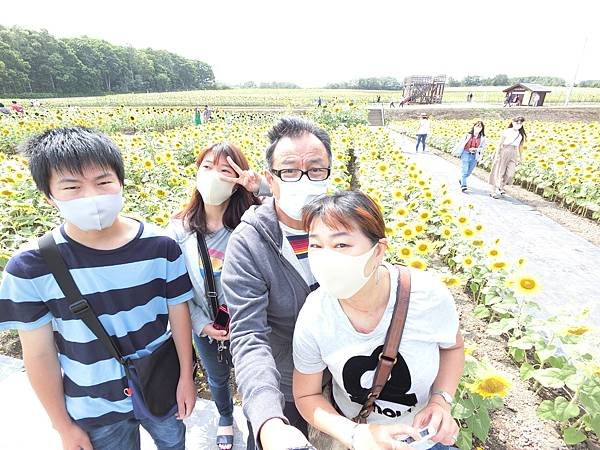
[373,242,384,286]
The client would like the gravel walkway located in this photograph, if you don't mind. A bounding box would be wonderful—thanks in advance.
[0,355,249,450]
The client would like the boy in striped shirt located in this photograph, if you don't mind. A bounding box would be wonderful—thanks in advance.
[0,127,195,450]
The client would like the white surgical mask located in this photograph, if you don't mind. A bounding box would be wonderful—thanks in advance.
[53,191,123,231]
[196,170,235,205]
[275,176,328,220]
[308,244,378,299]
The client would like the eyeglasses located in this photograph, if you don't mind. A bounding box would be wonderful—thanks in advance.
[513,119,524,123]
[271,168,331,182]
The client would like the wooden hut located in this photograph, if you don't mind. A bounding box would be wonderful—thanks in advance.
[502,83,552,107]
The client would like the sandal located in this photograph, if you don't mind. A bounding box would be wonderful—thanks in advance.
[216,425,234,450]
[461,186,467,193]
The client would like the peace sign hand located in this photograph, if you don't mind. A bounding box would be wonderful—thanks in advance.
[219,156,262,194]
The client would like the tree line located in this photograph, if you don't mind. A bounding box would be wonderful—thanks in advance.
[323,75,600,90]
[325,77,403,90]
[0,25,215,97]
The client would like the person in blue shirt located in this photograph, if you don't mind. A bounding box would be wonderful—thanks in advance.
[0,127,196,450]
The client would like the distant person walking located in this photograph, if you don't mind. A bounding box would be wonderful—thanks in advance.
[0,103,11,114]
[317,97,322,107]
[454,121,486,193]
[489,116,526,198]
[202,105,212,123]
[415,113,431,152]
[194,106,202,125]
[467,92,473,102]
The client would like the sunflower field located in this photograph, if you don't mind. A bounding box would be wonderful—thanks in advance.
[1,105,599,448]
[392,119,600,220]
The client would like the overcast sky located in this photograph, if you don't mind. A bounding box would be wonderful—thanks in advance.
[3,0,599,87]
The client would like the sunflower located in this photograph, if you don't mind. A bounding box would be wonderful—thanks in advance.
[457,215,469,225]
[462,256,475,268]
[419,210,431,221]
[512,273,540,295]
[399,246,413,259]
[415,240,433,255]
[470,373,511,399]
[377,162,389,174]
[472,239,484,247]
[392,189,404,200]
[464,342,477,356]
[489,260,508,271]
[461,228,476,239]
[441,275,462,287]
[440,226,452,239]
[402,227,414,239]
[413,222,426,235]
[408,257,427,271]
[564,325,590,336]
[156,188,168,199]
[487,248,501,259]
[0,188,15,197]
[394,205,409,217]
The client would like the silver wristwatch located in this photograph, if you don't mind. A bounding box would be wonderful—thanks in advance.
[432,390,454,405]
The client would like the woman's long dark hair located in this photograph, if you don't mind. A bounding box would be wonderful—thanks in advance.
[175,142,260,234]
[468,121,485,137]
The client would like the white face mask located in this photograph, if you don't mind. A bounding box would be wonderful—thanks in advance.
[275,176,328,220]
[53,191,123,231]
[196,170,235,205]
[308,244,378,299]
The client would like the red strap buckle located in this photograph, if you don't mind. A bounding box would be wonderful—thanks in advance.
[123,387,132,397]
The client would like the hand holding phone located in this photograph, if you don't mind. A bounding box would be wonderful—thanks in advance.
[398,426,436,446]
[213,304,230,333]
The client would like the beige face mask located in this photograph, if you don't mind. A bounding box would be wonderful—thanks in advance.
[196,170,235,205]
[308,244,378,299]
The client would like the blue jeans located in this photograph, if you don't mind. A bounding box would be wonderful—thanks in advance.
[87,415,185,450]
[460,151,477,187]
[429,444,459,450]
[193,333,234,426]
[416,134,427,152]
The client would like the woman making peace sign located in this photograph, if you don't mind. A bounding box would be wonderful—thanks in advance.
[167,142,268,449]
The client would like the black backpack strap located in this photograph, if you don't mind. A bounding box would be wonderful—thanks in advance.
[38,232,128,367]
[196,231,219,319]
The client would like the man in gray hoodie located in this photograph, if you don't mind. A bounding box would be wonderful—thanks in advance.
[221,117,332,450]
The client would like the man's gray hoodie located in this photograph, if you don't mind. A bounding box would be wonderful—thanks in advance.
[221,197,312,444]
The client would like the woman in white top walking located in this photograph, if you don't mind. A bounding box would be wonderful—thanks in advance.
[489,116,527,198]
[415,113,431,152]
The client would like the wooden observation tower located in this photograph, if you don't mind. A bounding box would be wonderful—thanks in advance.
[402,75,446,104]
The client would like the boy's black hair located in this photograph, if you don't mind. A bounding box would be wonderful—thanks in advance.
[19,127,125,197]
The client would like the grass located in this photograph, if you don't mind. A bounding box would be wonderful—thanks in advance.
[3,87,599,108]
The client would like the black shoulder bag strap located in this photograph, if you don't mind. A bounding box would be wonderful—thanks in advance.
[196,231,219,320]
[196,231,231,364]
[38,232,129,369]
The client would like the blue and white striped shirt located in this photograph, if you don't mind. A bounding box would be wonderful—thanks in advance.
[0,222,193,430]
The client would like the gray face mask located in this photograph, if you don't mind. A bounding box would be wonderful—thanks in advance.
[52,191,124,231]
